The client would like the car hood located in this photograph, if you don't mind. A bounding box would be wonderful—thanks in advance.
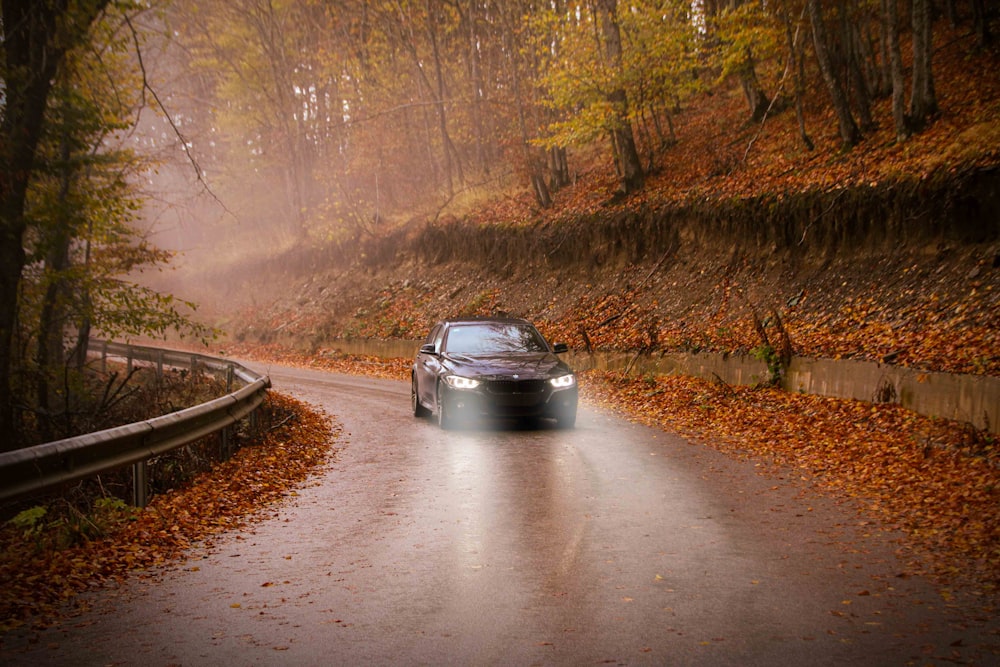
[442,352,570,379]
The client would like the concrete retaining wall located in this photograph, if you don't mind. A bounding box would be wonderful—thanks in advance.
[785,356,1000,433]
[327,338,999,434]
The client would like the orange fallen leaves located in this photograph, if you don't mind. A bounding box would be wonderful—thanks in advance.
[0,392,338,634]
[540,274,999,378]
[580,370,1000,593]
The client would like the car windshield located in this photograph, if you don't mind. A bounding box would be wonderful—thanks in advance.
[444,323,548,355]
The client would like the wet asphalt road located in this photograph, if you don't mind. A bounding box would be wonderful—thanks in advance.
[2,364,996,666]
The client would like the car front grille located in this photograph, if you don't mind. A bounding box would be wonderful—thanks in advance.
[484,379,548,395]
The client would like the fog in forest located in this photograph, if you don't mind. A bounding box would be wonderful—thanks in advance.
[122,0,987,328]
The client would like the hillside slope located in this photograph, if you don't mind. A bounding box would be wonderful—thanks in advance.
[225,166,998,378]
[199,24,1000,378]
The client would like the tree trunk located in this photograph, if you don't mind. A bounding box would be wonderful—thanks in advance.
[500,1,553,208]
[0,232,25,449]
[1,2,64,445]
[842,5,874,132]
[807,0,861,148]
[972,0,992,48]
[531,171,552,208]
[35,131,76,442]
[781,5,814,151]
[464,0,489,175]
[596,0,644,194]
[943,0,957,28]
[738,51,770,122]
[426,1,458,196]
[909,0,938,130]
[882,0,910,141]
[548,147,570,190]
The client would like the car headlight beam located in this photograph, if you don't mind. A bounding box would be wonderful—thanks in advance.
[549,374,576,389]
[444,375,480,390]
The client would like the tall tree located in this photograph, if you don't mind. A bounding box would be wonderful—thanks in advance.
[839,0,874,132]
[620,0,700,153]
[971,0,992,49]
[1,0,113,443]
[882,0,909,140]
[596,0,643,194]
[807,0,862,148]
[779,1,814,151]
[502,0,554,207]
[710,0,776,122]
[908,0,938,130]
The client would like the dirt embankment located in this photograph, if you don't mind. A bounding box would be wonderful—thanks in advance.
[226,167,999,379]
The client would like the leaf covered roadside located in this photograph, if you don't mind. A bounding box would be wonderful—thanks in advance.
[0,392,338,635]
[579,371,1000,597]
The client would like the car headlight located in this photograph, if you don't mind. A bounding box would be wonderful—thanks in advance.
[444,375,480,390]
[549,374,576,389]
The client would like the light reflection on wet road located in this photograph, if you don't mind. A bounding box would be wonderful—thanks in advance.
[2,365,996,665]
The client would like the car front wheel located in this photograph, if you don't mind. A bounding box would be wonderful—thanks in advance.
[412,375,430,418]
[436,385,454,430]
[555,405,577,429]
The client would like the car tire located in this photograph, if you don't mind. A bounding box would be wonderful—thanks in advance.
[436,385,453,430]
[556,406,577,429]
[412,376,430,418]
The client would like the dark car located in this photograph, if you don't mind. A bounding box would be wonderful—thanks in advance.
[411,317,578,429]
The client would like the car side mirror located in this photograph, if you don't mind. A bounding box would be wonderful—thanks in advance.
[419,343,438,355]
[553,343,569,354]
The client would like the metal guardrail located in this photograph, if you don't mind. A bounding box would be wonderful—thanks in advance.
[0,341,270,506]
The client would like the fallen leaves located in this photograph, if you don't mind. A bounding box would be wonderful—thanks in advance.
[0,392,338,634]
[539,264,999,378]
[580,370,1000,593]
[225,342,411,382]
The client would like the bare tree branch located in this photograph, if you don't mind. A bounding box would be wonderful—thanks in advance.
[123,14,233,217]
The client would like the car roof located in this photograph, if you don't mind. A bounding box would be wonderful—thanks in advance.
[438,316,533,327]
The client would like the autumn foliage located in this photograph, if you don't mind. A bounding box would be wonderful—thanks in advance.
[218,13,1000,380]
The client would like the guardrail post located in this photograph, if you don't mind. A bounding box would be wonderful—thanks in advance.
[132,460,148,507]
[156,351,164,379]
[222,364,236,460]
[221,426,232,460]
[100,341,109,373]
